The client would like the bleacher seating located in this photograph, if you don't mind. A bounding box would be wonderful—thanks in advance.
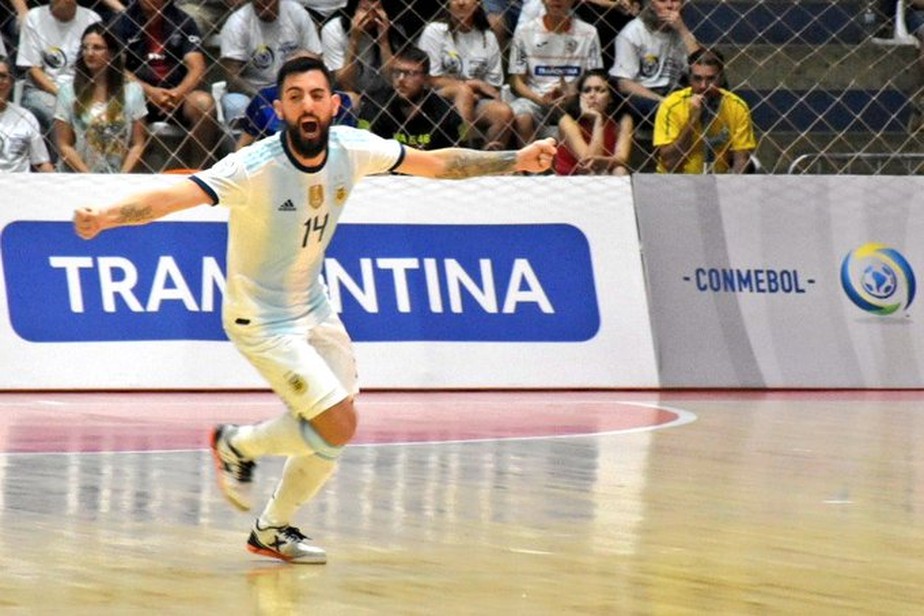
[688,0,867,45]
[690,0,922,173]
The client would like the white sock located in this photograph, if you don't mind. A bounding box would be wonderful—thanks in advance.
[230,413,312,459]
[259,454,337,527]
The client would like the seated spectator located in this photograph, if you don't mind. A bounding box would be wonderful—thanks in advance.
[610,0,700,127]
[219,0,322,125]
[0,54,54,171]
[16,0,101,143]
[418,0,514,149]
[357,45,464,150]
[516,0,640,72]
[508,0,603,144]
[235,78,355,149]
[54,23,147,172]
[321,0,408,106]
[111,0,222,169]
[653,48,756,174]
[555,68,632,175]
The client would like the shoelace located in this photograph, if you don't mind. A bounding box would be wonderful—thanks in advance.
[280,526,309,542]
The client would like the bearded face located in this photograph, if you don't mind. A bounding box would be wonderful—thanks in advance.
[274,69,340,162]
[284,113,330,159]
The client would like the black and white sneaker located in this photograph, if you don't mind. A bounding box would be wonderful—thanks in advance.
[247,520,327,564]
[210,424,255,511]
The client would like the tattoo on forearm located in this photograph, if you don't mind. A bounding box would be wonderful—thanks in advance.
[117,203,154,224]
[437,151,518,179]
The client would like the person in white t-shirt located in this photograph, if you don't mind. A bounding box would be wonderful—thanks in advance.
[219,0,323,124]
[54,23,148,172]
[0,54,53,172]
[73,55,557,566]
[16,0,101,141]
[609,0,699,126]
[418,0,514,149]
[507,0,603,144]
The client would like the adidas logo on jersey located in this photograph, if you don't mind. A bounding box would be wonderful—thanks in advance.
[278,199,296,212]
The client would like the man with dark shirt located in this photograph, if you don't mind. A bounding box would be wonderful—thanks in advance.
[110,0,222,168]
[358,46,463,150]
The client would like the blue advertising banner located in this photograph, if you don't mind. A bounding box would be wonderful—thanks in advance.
[3,221,599,344]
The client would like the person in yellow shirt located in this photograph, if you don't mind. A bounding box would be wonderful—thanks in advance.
[653,48,756,173]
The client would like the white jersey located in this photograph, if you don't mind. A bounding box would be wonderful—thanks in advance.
[610,17,687,91]
[508,16,603,95]
[417,22,504,87]
[0,102,50,172]
[16,6,101,89]
[191,126,405,333]
[220,0,323,91]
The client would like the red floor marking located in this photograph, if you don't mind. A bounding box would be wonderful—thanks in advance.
[0,391,691,454]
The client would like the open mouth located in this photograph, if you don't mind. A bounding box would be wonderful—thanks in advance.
[300,118,320,137]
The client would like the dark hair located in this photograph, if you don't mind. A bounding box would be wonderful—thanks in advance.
[277,55,334,91]
[688,48,725,72]
[73,22,126,122]
[438,0,491,40]
[393,46,430,74]
[566,68,621,119]
[336,0,409,52]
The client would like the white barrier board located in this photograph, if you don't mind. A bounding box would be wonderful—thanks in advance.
[634,174,924,388]
[0,174,657,390]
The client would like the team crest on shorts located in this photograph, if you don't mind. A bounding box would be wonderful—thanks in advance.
[334,185,347,206]
[286,372,308,394]
[308,185,324,209]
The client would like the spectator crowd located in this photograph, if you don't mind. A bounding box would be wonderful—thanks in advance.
[0,0,810,176]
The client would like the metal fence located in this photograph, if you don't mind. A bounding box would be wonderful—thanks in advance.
[1,0,920,174]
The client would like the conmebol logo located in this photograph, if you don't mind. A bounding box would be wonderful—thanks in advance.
[1,221,600,343]
[840,243,916,316]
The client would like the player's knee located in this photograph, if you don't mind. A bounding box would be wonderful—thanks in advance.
[308,398,357,447]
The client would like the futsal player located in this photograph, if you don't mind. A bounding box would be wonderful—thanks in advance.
[73,55,556,564]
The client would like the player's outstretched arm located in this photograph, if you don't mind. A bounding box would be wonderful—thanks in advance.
[73,180,213,240]
[395,137,557,179]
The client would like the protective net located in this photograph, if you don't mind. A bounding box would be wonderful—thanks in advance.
[0,0,920,175]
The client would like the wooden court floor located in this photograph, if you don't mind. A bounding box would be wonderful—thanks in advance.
[1,389,923,615]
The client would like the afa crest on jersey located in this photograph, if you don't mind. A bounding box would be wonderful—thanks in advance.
[309,184,324,209]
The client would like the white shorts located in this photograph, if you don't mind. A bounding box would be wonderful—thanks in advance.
[226,312,358,421]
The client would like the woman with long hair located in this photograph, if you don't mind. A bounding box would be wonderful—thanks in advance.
[418,0,513,149]
[54,22,147,172]
[555,69,633,175]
